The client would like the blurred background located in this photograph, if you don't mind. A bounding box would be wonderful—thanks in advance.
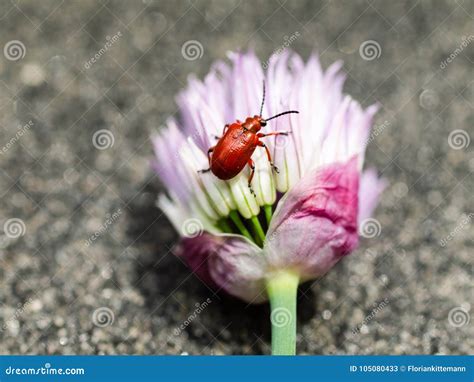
[0,0,472,354]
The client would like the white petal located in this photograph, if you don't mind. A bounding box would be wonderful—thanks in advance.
[178,143,220,221]
[251,147,276,206]
[187,138,237,215]
[264,51,302,192]
[156,194,217,235]
[228,175,260,219]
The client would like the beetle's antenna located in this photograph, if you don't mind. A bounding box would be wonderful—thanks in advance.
[264,110,299,122]
[259,80,265,117]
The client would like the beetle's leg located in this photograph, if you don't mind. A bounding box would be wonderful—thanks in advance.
[212,124,229,140]
[198,147,214,173]
[207,147,214,165]
[257,141,279,174]
[247,158,256,196]
[257,131,290,138]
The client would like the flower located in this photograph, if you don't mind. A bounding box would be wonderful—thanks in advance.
[152,50,385,304]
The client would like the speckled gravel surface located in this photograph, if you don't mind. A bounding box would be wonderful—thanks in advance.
[0,1,472,355]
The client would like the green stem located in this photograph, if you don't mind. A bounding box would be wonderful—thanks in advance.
[249,216,266,247]
[229,211,253,242]
[217,218,233,233]
[264,205,273,228]
[266,271,299,355]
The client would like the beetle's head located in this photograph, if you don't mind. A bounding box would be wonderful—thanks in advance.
[244,116,265,133]
[255,115,266,130]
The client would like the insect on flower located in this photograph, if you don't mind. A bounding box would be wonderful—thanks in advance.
[198,82,298,195]
[152,50,387,355]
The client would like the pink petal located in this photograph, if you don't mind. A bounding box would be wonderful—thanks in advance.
[264,158,360,280]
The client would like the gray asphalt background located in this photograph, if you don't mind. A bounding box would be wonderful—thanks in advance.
[0,0,472,354]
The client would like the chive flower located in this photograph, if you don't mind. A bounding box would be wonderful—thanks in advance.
[152,50,385,355]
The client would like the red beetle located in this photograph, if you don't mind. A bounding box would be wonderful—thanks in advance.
[199,82,299,195]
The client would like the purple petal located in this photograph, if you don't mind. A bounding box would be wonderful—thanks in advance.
[151,122,191,203]
[359,168,387,222]
[264,158,360,280]
[208,235,267,303]
[228,51,264,118]
[175,233,267,302]
[174,233,223,288]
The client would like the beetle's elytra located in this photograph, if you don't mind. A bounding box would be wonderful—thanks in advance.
[199,82,299,196]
